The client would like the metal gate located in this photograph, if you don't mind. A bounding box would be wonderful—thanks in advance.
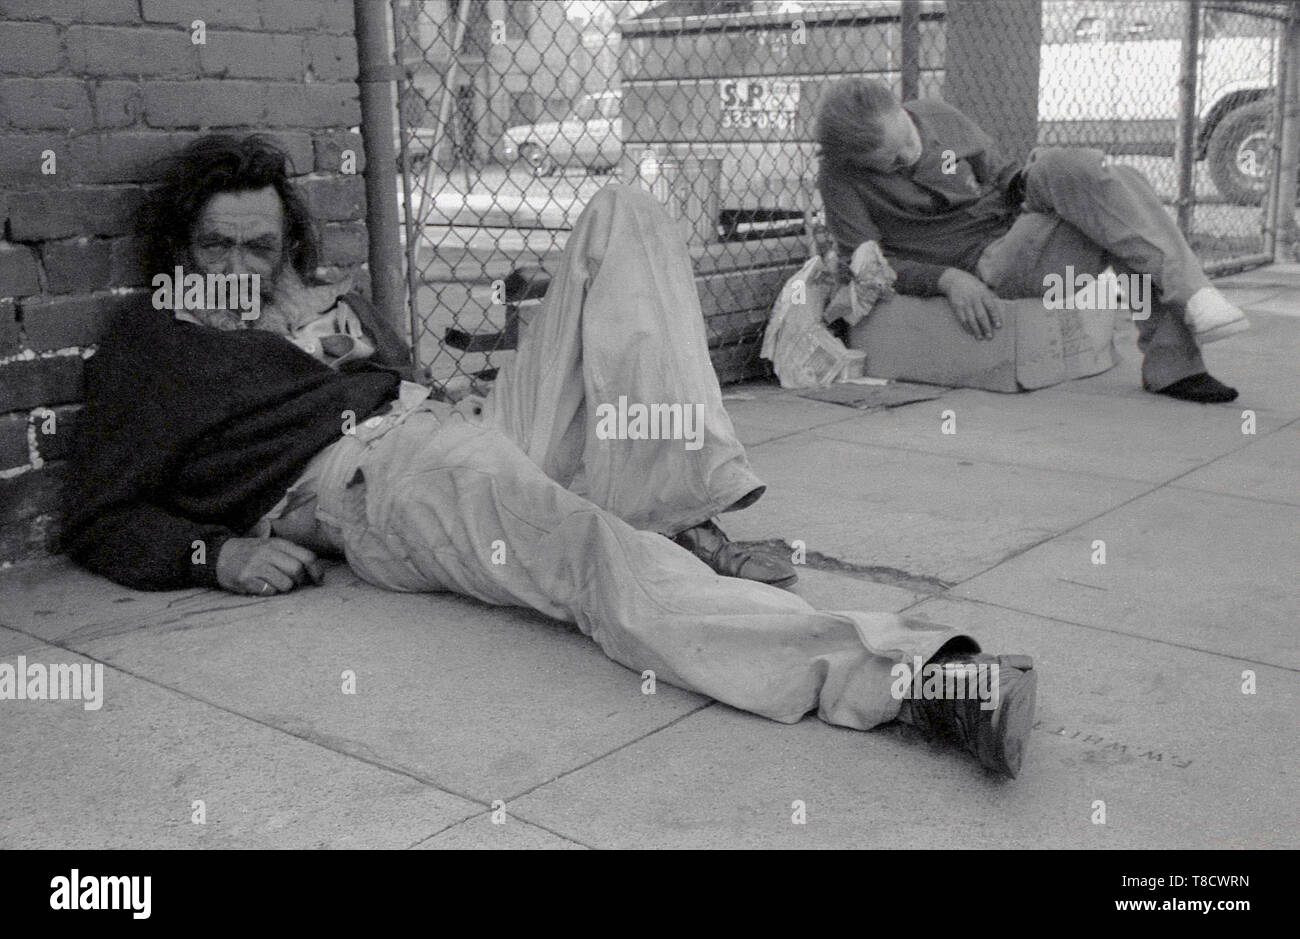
[385,0,1295,392]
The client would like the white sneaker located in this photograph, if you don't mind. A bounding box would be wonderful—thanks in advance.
[1184,288,1250,344]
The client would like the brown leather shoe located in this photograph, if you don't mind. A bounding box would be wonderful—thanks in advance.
[903,653,1037,778]
[672,518,797,589]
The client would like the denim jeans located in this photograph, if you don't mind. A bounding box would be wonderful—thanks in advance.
[976,147,1210,390]
[310,184,972,730]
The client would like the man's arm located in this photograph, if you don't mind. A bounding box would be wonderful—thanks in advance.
[820,155,1009,339]
[66,495,323,594]
[62,309,335,593]
[59,317,235,589]
[943,103,1022,201]
[937,267,1007,340]
[62,499,236,591]
[820,166,951,296]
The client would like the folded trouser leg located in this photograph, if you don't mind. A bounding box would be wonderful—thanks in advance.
[977,208,1206,390]
[1132,295,1208,390]
[325,413,973,731]
[1020,147,1212,308]
[486,183,764,534]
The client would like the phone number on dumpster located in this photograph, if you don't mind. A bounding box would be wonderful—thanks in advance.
[720,79,801,131]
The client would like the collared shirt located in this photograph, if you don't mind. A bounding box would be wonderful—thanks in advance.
[818,98,1022,296]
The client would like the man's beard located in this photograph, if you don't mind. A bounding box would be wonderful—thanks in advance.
[172,253,353,340]
[172,255,285,332]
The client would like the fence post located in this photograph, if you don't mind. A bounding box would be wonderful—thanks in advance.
[1264,22,1287,260]
[1275,9,1300,260]
[1174,1,1199,238]
[355,0,408,340]
[900,0,920,102]
[942,0,1042,165]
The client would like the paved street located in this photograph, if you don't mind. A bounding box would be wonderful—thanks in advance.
[1,266,1295,849]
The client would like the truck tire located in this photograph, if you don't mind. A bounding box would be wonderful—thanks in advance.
[1207,99,1273,206]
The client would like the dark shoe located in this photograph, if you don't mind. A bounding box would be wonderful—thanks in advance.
[903,653,1037,778]
[672,518,797,588]
[1148,372,1238,403]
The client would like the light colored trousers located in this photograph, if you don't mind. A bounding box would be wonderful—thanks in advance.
[976,147,1210,390]
[313,184,972,730]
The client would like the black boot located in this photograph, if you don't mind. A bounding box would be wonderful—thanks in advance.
[899,652,1038,778]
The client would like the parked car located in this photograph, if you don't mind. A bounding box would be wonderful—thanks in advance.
[499,90,623,175]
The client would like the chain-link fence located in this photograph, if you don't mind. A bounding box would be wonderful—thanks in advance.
[1040,1,1287,267]
[390,0,1292,392]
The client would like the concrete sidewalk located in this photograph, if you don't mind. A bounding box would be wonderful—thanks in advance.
[1,268,1296,850]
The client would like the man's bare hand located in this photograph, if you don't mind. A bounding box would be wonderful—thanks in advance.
[938,268,1008,340]
[216,536,324,595]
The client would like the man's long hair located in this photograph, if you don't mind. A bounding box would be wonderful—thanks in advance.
[814,77,902,167]
[137,134,319,278]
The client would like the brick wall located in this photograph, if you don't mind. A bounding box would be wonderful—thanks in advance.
[0,0,371,567]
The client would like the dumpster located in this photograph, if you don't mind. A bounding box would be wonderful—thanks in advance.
[618,0,947,382]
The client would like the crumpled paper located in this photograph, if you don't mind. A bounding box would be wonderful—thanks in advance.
[844,240,897,327]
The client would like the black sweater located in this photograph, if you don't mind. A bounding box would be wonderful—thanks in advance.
[60,298,403,590]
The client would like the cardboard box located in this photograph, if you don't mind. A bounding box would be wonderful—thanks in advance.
[839,290,1120,393]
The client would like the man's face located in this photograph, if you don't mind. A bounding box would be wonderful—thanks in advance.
[188,186,287,298]
[860,106,924,174]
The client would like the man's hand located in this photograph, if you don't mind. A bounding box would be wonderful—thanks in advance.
[938,268,1008,340]
[216,536,324,595]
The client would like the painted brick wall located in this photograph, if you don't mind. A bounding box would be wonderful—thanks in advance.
[0,0,370,567]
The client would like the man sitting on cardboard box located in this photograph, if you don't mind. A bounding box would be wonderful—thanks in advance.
[815,77,1249,403]
[59,133,1040,778]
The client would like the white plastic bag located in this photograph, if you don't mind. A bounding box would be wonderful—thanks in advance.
[761,255,858,389]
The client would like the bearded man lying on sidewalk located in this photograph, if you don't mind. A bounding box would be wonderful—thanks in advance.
[62,134,1038,777]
